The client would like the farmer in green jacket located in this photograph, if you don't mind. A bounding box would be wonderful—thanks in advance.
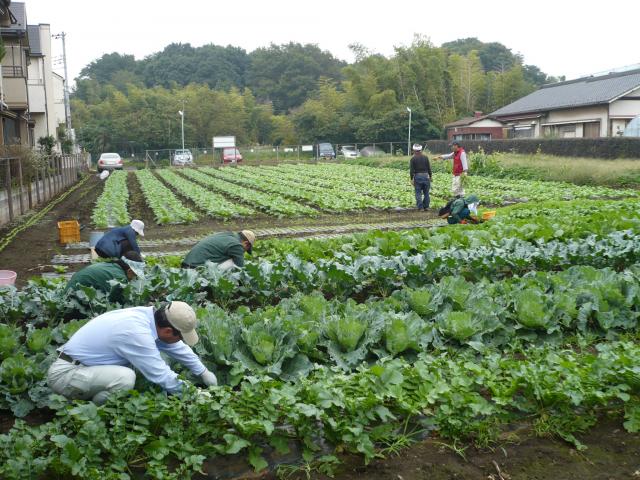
[182,230,255,270]
[64,251,145,302]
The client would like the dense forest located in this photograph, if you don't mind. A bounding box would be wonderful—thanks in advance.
[70,37,563,155]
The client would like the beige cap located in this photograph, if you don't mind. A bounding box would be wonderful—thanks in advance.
[240,230,256,253]
[165,301,198,346]
[130,219,145,237]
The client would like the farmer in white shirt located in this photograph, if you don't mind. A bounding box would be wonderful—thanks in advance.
[47,301,218,404]
[435,141,468,197]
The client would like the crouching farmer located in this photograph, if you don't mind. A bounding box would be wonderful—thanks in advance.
[47,301,218,404]
[439,194,480,225]
[64,251,145,303]
[182,230,255,271]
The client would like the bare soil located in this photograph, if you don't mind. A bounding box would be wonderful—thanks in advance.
[281,417,640,480]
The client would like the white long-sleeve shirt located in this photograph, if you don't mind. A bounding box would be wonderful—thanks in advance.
[441,151,468,172]
[61,306,206,394]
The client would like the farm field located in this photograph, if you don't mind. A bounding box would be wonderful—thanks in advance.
[0,160,638,479]
[91,163,637,226]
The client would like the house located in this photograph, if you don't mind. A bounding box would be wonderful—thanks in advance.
[28,23,66,147]
[0,0,31,146]
[491,67,640,138]
[0,1,66,148]
[445,111,506,141]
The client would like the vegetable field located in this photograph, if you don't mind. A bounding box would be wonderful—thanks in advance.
[91,164,636,225]
[0,162,639,479]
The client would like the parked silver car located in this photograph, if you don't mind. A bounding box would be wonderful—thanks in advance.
[173,149,194,166]
[97,153,123,172]
[339,145,360,159]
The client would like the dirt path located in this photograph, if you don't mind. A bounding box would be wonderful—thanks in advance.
[0,174,102,286]
[283,418,639,480]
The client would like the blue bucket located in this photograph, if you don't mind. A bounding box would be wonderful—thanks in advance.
[89,231,105,247]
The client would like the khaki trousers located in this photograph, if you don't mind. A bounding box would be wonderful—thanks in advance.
[452,175,465,197]
[47,358,136,405]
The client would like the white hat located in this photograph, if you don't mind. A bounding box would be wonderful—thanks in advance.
[412,144,423,151]
[165,301,198,346]
[130,219,145,237]
[120,256,145,278]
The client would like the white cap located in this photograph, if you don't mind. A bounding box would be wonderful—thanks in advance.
[130,219,145,237]
[165,301,198,346]
[412,144,423,151]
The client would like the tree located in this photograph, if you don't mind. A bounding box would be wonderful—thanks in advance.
[37,135,55,155]
[247,43,345,113]
[78,53,138,83]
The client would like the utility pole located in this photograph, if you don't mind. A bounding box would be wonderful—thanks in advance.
[52,32,72,134]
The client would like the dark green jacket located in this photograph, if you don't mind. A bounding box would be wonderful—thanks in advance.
[182,232,245,268]
[64,262,129,302]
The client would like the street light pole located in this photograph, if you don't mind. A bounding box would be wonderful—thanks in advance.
[178,106,185,151]
[406,107,412,155]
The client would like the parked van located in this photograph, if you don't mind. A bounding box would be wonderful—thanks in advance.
[222,147,243,163]
[318,143,335,159]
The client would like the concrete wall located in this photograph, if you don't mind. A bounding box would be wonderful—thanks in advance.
[0,154,89,226]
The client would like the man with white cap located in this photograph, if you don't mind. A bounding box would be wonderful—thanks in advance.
[409,143,432,210]
[182,230,256,270]
[95,219,145,259]
[47,301,218,404]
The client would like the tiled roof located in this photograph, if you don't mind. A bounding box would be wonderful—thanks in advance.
[8,1,26,30]
[492,68,640,117]
[445,115,490,127]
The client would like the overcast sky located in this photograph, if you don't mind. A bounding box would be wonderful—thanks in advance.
[23,0,640,87]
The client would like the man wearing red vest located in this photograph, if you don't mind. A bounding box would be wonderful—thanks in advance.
[436,141,468,197]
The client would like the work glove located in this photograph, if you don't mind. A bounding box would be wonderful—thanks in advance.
[200,369,218,387]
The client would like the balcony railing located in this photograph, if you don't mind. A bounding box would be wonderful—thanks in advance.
[2,65,24,78]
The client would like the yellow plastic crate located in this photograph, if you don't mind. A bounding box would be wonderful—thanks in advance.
[58,220,80,244]
[482,210,496,221]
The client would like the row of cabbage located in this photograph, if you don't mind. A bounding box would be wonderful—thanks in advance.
[3,225,638,328]
[155,169,254,219]
[1,264,638,414]
[134,170,198,224]
[91,171,130,227]
[177,168,316,217]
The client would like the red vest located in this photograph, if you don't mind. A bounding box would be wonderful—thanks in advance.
[453,148,465,176]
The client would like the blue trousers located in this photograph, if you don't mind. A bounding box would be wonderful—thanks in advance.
[414,175,431,209]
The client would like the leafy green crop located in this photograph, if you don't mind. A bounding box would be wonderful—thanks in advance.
[438,311,484,341]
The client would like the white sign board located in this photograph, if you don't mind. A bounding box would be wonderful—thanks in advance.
[213,136,236,148]
[301,145,314,152]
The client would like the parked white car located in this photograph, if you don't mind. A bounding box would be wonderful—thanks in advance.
[339,145,360,159]
[97,153,123,172]
[173,149,193,165]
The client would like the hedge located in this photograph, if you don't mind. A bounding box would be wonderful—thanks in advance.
[424,138,640,159]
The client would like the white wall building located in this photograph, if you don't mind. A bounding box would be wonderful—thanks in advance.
[27,22,65,149]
